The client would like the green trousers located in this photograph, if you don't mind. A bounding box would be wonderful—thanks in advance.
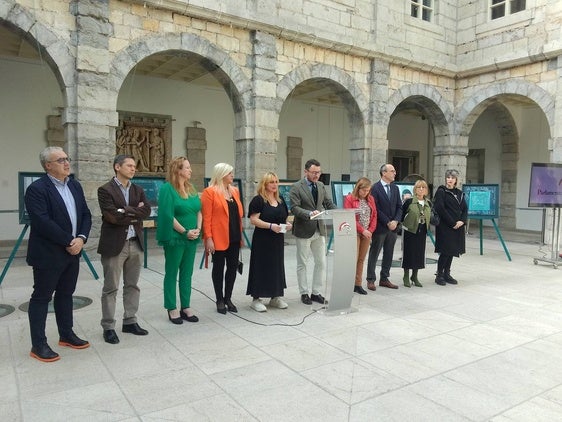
[163,242,197,310]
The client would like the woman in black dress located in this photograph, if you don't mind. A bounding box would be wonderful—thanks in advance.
[401,180,431,287]
[246,172,292,312]
[433,169,468,286]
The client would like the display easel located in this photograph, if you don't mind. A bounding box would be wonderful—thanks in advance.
[472,217,512,261]
[533,207,561,269]
[142,220,155,268]
[0,224,99,286]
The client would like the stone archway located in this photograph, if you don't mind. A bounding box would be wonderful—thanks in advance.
[457,81,554,230]
[109,33,253,132]
[456,80,555,133]
[277,63,369,179]
[1,2,73,105]
[387,84,454,185]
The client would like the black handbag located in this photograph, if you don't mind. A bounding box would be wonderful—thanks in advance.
[237,249,244,275]
[430,208,440,226]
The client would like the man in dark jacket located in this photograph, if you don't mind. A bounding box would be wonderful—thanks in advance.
[25,147,92,362]
[97,155,151,344]
[366,164,402,290]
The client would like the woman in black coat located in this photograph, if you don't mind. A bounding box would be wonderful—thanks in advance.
[433,169,468,285]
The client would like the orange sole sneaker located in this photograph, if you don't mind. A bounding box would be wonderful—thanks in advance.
[30,351,60,363]
[58,340,90,349]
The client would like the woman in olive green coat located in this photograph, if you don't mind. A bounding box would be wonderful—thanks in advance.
[401,179,432,287]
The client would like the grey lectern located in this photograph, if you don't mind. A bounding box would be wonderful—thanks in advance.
[313,209,358,315]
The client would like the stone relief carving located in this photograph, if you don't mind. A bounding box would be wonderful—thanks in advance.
[117,112,172,175]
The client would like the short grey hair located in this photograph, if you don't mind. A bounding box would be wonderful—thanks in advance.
[39,146,64,170]
[445,169,459,179]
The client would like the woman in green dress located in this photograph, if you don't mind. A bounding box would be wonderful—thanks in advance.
[157,157,202,324]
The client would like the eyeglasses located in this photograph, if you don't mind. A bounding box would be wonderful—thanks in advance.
[49,157,71,164]
[307,170,322,175]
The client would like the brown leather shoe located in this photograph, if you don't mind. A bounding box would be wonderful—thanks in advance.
[367,281,376,291]
[379,280,398,289]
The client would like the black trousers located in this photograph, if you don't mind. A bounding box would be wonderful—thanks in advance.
[366,230,398,282]
[211,242,240,301]
[28,257,80,347]
[437,254,454,274]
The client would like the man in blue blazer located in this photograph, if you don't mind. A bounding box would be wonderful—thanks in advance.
[366,164,402,290]
[290,159,337,305]
[25,147,92,362]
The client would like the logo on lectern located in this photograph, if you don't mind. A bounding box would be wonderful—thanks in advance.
[338,221,352,235]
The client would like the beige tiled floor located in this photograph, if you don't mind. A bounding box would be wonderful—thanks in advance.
[1,233,561,421]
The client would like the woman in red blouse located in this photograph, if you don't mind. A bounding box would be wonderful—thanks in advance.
[344,177,377,295]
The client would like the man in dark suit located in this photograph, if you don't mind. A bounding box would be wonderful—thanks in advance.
[366,163,402,290]
[290,159,337,305]
[97,155,151,344]
[25,146,92,362]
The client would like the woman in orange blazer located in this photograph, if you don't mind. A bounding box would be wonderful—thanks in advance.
[202,163,244,314]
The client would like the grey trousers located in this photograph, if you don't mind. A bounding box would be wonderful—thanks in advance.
[100,239,142,330]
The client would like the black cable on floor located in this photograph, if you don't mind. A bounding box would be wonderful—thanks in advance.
[146,267,321,326]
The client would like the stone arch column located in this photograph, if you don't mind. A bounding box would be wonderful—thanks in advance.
[367,61,389,182]
[62,0,116,243]
[433,139,469,187]
[237,30,279,204]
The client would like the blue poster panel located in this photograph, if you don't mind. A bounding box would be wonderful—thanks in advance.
[19,172,45,224]
[279,180,297,212]
[395,183,415,203]
[462,184,500,218]
[132,176,166,219]
[331,181,356,208]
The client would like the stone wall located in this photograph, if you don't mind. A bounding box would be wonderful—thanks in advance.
[2,0,562,236]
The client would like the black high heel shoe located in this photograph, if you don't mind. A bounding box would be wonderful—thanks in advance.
[168,310,183,325]
[225,299,238,313]
[216,300,227,314]
[180,309,199,322]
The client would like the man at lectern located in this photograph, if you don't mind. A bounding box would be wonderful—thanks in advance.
[290,159,336,305]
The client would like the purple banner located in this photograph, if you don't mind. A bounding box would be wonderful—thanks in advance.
[528,163,562,208]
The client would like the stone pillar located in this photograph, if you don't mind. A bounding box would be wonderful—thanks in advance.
[66,0,116,242]
[432,138,469,187]
[236,30,280,206]
[186,126,207,191]
[286,136,302,180]
[47,115,65,149]
[364,60,391,182]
